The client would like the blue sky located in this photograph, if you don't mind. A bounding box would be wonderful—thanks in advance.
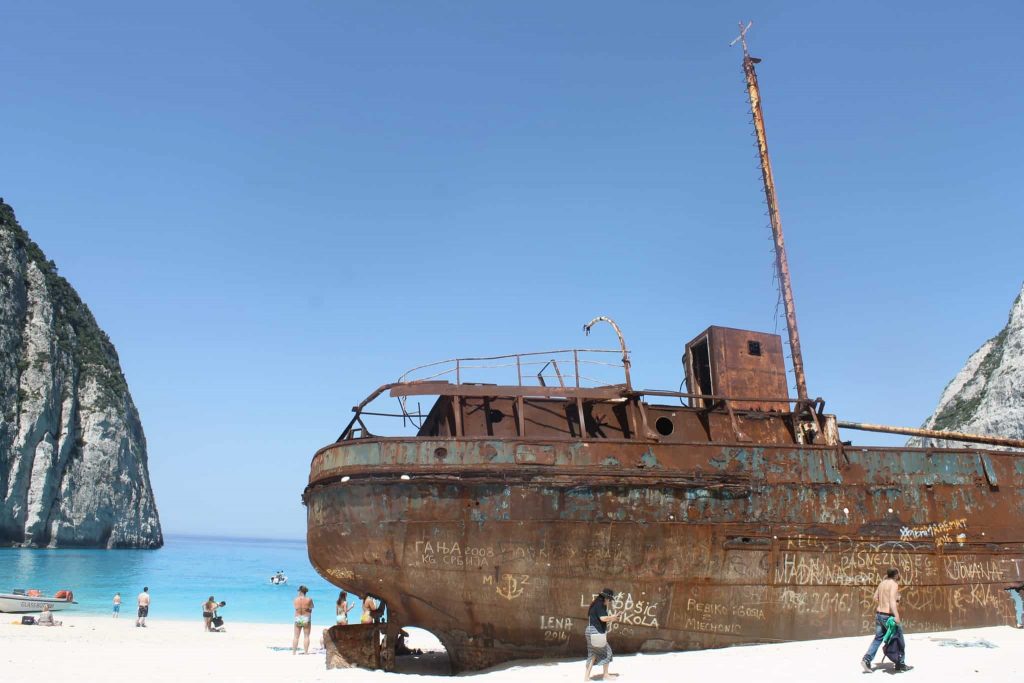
[2,1,1022,538]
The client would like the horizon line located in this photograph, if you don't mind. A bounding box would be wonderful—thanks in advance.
[163,531,305,544]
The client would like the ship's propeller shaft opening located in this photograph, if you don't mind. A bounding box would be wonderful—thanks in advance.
[392,626,452,675]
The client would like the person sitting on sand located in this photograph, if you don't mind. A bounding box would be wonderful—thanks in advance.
[37,604,62,627]
[292,585,314,655]
[336,591,353,625]
[394,629,421,656]
[209,600,227,632]
[202,595,218,632]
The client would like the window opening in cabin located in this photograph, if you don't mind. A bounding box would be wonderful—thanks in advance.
[690,337,713,406]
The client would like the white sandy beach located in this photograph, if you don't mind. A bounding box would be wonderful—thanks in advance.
[2,615,1021,682]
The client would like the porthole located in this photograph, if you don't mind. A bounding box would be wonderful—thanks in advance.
[655,417,674,436]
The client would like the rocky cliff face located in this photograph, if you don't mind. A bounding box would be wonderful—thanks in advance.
[909,284,1024,449]
[0,200,162,548]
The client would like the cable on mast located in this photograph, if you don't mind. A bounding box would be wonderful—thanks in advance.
[731,20,810,402]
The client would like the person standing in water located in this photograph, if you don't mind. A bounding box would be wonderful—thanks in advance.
[292,585,314,655]
[112,592,121,618]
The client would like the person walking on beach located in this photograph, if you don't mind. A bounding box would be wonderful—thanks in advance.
[336,591,353,625]
[861,568,909,672]
[1006,584,1024,629]
[112,592,121,618]
[292,585,314,655]
[584,588,620,681]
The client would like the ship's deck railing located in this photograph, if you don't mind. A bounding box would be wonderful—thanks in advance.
[334,359,1024,451]
[337,350,828,442]
[395,348,628,433]
[339,347,629,439]
[397,347,628,392]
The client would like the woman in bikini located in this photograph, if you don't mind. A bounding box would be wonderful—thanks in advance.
[361,594,382,624]
[336,591,353,625]
[202,595,218,632]
[292,585,314,655]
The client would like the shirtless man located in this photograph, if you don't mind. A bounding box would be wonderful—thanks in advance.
[136,587,150,628]
[861,568,905,672]
[291,585,314,655]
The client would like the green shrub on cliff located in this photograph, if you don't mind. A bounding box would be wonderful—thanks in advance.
[0,200,128,410]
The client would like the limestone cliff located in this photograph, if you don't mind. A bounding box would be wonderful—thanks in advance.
[909,284,1024,449]
[0,200,162,547]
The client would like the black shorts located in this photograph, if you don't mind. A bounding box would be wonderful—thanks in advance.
[138,605,149,618]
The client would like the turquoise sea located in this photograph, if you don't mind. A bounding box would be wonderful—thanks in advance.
[0,534,362,624]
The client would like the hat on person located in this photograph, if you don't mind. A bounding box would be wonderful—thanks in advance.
[600,588,615,599]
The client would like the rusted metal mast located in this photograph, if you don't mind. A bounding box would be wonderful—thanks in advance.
[733,22,809,401]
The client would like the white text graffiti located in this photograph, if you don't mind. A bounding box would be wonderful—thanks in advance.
[579,592,661,629]
[899,519,967,547]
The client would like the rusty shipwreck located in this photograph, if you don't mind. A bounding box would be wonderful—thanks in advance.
[303,25,1024,672]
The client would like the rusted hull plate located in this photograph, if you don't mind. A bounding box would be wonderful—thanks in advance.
[305,440,1024,671]
[324,623,390,670]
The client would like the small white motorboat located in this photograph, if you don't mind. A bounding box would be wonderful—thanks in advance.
[269,571,288,586]
[0,589,76,613]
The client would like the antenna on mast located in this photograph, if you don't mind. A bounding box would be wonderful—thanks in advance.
[732,21,810,403]
[729,20,753,56]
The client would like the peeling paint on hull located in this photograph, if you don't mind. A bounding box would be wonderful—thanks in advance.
[305,438,1024,671]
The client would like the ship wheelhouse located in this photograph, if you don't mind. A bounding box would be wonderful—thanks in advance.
[334,323,836,449]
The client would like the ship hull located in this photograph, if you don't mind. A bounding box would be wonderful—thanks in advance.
[305,438,1024,671]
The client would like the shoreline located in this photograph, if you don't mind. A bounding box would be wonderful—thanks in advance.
[10,612,341,627]
[3,615,1021,681]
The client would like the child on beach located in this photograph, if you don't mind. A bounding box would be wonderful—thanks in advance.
[112,593,120,618]
[292,585,314,655]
